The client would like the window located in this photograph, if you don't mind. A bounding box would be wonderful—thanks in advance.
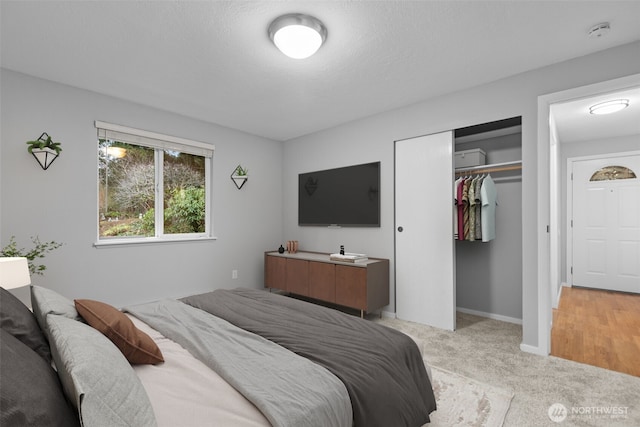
[96,121,214,244]
[589,165,636,181]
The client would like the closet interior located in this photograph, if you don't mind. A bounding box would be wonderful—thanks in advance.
[454,117,523,324]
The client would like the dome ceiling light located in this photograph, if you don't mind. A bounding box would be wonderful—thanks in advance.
[589,99,630,115]
[268,13,327,59]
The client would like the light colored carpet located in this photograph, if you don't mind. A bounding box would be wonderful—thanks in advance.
[376,312,640,426]
[427,365,513,427]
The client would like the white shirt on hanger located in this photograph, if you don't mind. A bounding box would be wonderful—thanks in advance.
[480,174,497,242]
[454,177,463,239]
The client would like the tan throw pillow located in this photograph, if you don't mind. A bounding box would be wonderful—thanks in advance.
[74,299,163,365]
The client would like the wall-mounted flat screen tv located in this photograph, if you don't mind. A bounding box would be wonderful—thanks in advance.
[298,161,380,227]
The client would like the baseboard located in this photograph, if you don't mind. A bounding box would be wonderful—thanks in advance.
[556,283,569,307]
[381,310,395,319]
[520,343,547,356]
[456,307,522,325]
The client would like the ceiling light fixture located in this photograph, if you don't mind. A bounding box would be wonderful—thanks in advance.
[268,14,327,59]
[589,99,630,115]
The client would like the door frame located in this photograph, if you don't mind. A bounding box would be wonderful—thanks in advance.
[537,73,640,356]
[566,151,640,289]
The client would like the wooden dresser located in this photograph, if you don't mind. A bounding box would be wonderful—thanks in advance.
[264,251,389,317]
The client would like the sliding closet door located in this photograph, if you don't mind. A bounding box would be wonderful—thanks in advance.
[395,131,455,330]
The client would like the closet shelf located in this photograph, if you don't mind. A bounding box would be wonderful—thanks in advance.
[455,160,522,176]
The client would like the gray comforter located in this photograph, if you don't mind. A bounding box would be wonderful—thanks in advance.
[126,299,352,427]
[182,288,436,427]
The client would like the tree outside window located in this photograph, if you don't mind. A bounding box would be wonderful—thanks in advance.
[97,124,212,242]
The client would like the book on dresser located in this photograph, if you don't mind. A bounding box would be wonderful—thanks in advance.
[329,253,368,262]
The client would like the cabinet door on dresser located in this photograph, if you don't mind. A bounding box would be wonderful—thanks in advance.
[286,259,309,296]
[308,262,336,303]
[335,265,367,310]
[265,255,287,289]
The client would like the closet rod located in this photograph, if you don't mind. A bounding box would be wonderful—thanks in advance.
[455,160,522,176]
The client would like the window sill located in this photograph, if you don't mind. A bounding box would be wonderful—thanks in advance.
[94,236,217,248]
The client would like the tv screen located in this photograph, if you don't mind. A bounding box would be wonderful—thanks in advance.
[298,162,380,227]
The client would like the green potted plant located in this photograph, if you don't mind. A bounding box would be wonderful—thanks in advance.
[26,132,62,170]
[230,165,249,189]
[1,236,63,276]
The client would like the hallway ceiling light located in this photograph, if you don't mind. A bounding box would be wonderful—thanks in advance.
[589,99,630,115]
[268,14,327,59]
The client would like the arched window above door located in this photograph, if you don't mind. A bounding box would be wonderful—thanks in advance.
[589,165,637,181]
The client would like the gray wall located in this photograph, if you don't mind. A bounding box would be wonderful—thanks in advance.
[282,41,640,351]
[559,134,640,285]
[0,70,284,307]
[2,42,639,353]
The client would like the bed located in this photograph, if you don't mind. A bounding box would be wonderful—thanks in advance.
[0,285,436,426]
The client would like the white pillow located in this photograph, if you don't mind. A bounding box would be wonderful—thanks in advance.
[31,286,80,333]
[46,314,157,427]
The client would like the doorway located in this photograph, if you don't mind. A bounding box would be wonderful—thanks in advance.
[394,119,523,331]
[568,153,640,293]
[540,73,640,355]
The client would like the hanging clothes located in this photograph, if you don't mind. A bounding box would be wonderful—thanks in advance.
[462,178,471,240]
[474,175,484,240]
[467,176,481,241]
[480,174,497,242]
[456,178,465,240]
[454,177,463,239]
[453,173,496,242]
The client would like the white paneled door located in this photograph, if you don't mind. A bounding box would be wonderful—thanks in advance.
[395,131,455,330]
[571,154,640,293]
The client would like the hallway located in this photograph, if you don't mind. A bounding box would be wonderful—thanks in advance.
[551,286,640,377]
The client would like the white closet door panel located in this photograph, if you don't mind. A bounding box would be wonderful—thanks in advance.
[395,131,455,330]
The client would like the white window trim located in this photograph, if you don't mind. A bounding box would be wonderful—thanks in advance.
[94,235,217,248]
[95,121,215,247]
[95,121,214,154]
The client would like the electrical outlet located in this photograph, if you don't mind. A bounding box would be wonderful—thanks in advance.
[232,270,238,279]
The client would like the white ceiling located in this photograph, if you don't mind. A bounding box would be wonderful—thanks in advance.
[552,86,640,144]
[2,1,640,141]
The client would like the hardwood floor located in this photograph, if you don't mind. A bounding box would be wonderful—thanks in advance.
[551,286,640,377]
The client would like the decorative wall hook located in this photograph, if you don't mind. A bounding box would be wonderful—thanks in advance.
[230,165,248,189]
[26,132,62,170]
